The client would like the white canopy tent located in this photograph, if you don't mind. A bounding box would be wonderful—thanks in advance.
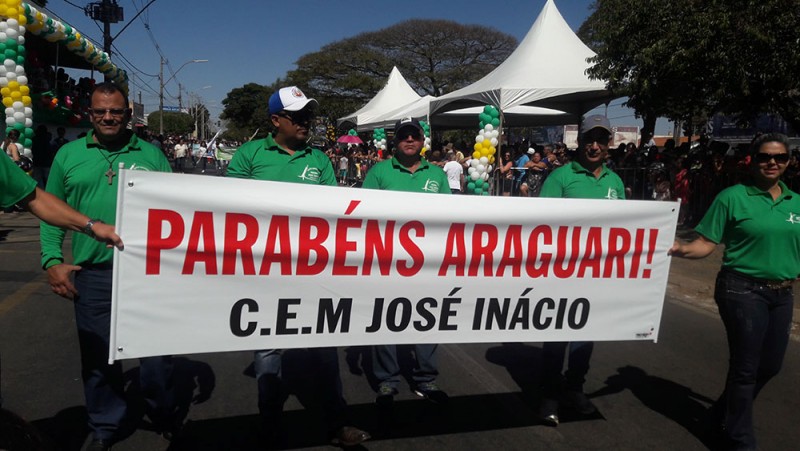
[429,0,611,122]
[337,66,422,129]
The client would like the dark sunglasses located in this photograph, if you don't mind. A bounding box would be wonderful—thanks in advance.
[396,130,422,140]
[583,132,610,145]
[276,111,315,124]
[90,108,128,118]
[754,152,790,164]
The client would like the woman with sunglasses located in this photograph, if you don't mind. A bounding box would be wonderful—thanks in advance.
[670,133,799,450]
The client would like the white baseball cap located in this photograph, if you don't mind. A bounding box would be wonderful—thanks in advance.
[268,86,318,114]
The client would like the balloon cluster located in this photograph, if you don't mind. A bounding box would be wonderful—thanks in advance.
[24,3,128,89]
[465,105,501,195]
[326,124,335,142]
[0,0,32,152]
[347,128,357,136]
[372,128,386,151]
[419,120,431,156]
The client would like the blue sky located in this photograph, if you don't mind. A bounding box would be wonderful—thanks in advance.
[45,0,670,134]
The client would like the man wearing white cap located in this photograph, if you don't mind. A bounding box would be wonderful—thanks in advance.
[537,114,625,426]
[227,86,369,447]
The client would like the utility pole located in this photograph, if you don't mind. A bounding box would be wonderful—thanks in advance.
[178,83,182,110]
[85,0,123,80]
[159,56,164,135]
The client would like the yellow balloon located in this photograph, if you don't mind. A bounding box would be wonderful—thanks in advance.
[7,81,19,90]
[489,156,495,164]
[480,148,489,157]
[2,97,12,107]
[489,146,496,155]
[19,85,28,95]
[482,140,491,149]
[22,95,31,105]
[473,143,481,152]
[17,14,26,25]
[6,7,17,16]
[472,150,481,159]
[0,87,9,96]
[10,92,21,101]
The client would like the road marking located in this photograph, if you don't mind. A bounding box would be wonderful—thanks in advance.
[0,274,47,317]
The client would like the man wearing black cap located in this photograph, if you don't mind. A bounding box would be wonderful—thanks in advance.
[227,86,369,447]
[537,114,625,426]
[362,117,450,406]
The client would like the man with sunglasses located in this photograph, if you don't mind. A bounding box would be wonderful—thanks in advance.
[362,117,451,408]
[40,82,176,451]
[226,86,369,448]
[536,114,625,426]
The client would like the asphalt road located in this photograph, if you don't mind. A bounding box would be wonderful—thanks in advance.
[1,211,799,451]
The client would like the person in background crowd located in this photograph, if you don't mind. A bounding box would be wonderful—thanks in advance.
[173,138,188,173]
[226,86,369,448]
[362,117,450,407]
[514,146,531,196]
[499,150,515,196]
[40,82,177,451]
[537,115,625,426]
[4,129,21,162]
[443,150,464,193]
[670,133,799,450]
[31,125,53,188]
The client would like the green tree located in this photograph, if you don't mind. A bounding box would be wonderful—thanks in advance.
[286,19,517,124]
[146,111,194,135]
[219,82,278,140]
[580,0,800,138]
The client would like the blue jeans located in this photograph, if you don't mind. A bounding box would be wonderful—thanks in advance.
[541,341,594,394]
[372,344,438,390]
[74,267,176,440]
[714,269,793,450]
[253,347,347,431]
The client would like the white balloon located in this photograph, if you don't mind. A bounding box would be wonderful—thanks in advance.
[467,167,476,175]
[15,65,24,74]
[470,171,480,181]
[17,76,26,85]
[0,21,7,31]
[471,158,480,168]
[5,117,14,126]
[5,107,13,115]
[24,118,32,128]
[0,77,7,85]
[7,19,18,28]
[478,129,485,137]
[5,71,16,81]
[13,111,24,121]
[24,107,32,115]
[6,28,17,39]
[484,123,494,132]
[475,135,484,143]
[477,164,486,173]
[17,36,24,45]
[4,59,15,69]
[491,130,500,139]
[0,33,6,42]
[490,138,498,147]
[12,101,23,110]
[481,172,489,181]
[380,138,386,145]
[479,157,489,165]
[487,165,493,172]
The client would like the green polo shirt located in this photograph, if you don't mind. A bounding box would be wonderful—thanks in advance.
[361,157,450,194]
[40,130,172,269]
[695,182,800,280]
[1,153,36,208]
[540,161,626,200]
[226,134,336,186]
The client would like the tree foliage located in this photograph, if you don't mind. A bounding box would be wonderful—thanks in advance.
[146,111,194,135]
[286,19,517,124]
[220,82,279,141]
[579,0,800,137]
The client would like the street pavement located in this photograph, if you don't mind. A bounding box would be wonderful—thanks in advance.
[1,207,799,451]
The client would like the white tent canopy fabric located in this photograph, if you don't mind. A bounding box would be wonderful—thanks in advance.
[429,0,610,120]
[337,66,422,129]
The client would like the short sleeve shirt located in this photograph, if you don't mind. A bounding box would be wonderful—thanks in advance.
[1,154,35,207]
[694,182,800,280]
[362,157,449,194]
[227,135,336,186]
[540,161,626,200]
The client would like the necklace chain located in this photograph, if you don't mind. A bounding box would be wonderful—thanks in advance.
[96,149,123,185]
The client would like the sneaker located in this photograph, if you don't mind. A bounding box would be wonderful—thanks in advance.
[538,398,560,426]
[562,390,597,415]
[413,381,449,404]
[331,425,370,447]
[376,384,398,407]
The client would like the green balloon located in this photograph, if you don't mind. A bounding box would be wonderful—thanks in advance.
[23,138,32,148]
[475,179,484,188]
[482,191,490,195]
[489,108,500,118]
[24,128,33,138]
[467,182,476,191]
[474,188,483,195]
[491,118,500,127]
[483,105,493,115]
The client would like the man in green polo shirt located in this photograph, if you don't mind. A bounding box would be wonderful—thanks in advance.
[40,82,176,451]
[227,86,368,448]
[537,114,625,426]
[362,117,450,408]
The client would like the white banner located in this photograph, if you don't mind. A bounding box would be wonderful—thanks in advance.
[110,169,679,362]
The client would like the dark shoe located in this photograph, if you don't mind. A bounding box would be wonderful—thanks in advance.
[331,426,371,447]
[562,390,597,415]
[538,398,560,426]
[85,438,113,451]
[376,384,398,407]
[413,381,449,404]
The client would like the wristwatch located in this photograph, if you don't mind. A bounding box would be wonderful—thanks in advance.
[83,219,104,238]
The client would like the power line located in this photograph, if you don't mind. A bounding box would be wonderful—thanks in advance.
[61,0,85,11]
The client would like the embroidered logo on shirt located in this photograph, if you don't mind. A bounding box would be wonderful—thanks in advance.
[787,212,800,224]
[298,165,321,183]
[128,163,151,171]
[605,188,619,200]
[422,179,441,193]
